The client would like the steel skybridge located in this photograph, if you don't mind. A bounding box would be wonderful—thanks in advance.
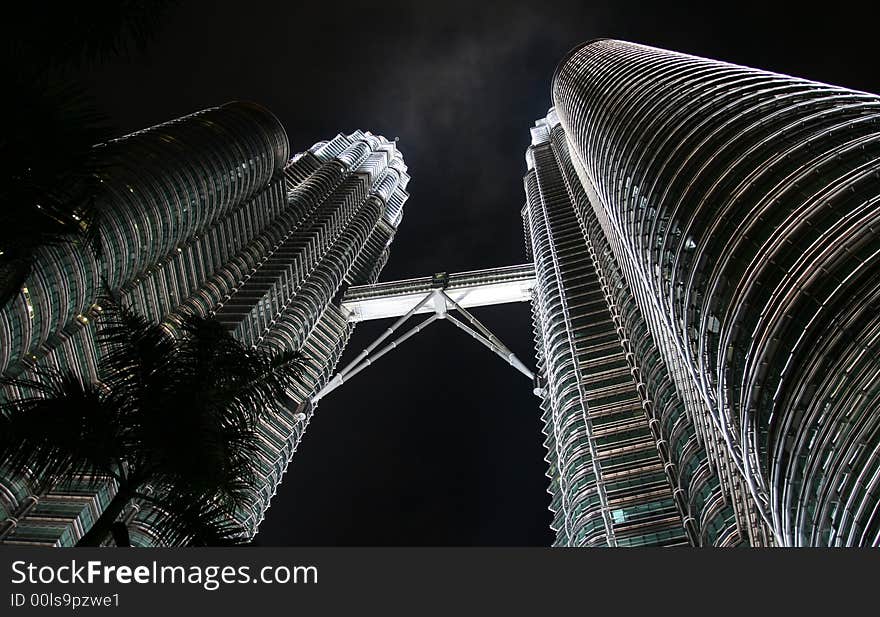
[311,264,539,403]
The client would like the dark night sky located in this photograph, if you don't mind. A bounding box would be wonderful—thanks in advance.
[66,1,878,545]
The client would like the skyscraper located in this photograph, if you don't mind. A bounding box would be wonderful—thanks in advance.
[4,38,879,549]
[526,39,880,546]
[0,102,409,545]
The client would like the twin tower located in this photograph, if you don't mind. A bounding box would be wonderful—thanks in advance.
[3,39,880,547]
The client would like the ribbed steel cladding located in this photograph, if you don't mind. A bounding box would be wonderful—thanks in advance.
[231,140,406,536]
[214,146,376,349]
[211,161,356,341]
[1,114,408,544]
[526,132,692,546]
[553,39,880,545]
[548,124,741,545]
[556,52,773,546]
[0,109,291,546]
[526,164,591,545]
[96,103,287,290]
[181,137,404,537]
[0,102,289,375]
[121,133,405,542]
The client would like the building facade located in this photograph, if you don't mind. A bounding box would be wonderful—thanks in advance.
[4,39,880,549]
[526,39,880,546]
[0,102,409,545]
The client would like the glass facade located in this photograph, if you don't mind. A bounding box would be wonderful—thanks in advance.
[525,116,696,547]
[534,38,880,546]
[0,105,409,546]
[5,39,880,548]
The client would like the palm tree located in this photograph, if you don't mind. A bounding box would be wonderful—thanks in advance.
[0,299,305,546]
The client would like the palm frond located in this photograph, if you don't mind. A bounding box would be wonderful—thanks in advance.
[137,488,251,547]
[171,312,305,422]
[0,367,124,492]
[93,297,176,418]
[238,348,307,417]
[145,408,262,504]
[0,301,301,545]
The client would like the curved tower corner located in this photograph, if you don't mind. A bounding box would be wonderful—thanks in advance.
[544,38,880,546]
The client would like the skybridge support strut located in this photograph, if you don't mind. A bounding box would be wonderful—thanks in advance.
[444,314,534,381]
[312,313,438,403]
[311,284,539,404]
[441,295,535,380]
